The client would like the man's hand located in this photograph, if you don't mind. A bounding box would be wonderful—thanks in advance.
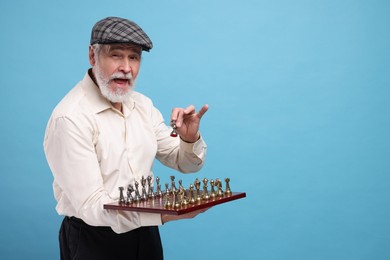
[161,208,209,224]
[170,104,209,143]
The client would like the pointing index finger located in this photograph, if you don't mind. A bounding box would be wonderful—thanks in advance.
[197,104,209,119]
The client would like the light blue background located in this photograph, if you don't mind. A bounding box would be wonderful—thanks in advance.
[1,0,389,259]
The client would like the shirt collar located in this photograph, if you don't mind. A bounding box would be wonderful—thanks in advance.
[81,69,135,115]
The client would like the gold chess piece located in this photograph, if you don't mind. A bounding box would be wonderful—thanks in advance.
[215,178,224,197]
[202,178,210,200]
[189,184,196,204]
[225,178,232,195]
[174,190,181,208]
[194,178,202,202]
[170,176,177,192]
[179,188,189,206]
[164,190,172,208]
[210,179,217,199]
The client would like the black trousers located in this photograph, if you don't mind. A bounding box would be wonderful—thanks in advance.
[59,217,163,260]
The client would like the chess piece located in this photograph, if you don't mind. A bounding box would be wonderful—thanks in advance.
[155,177,163,197]
[210,179,216,199]
[118,187,126,205]
[174,190,181,208]
[164,190,172,208]
[147,176,155,199]
[225,178,232,195]
[194,178,202,202]
[134,181,142,202]
[202,178,210,200]
[178,179,185,191]
[141,176,148,201]
[179,188,189,206]
[188,184,196,204]
[126,184,134,204]
[170,120,178,137]
[164,183,170,196]
[170,176,177,192]
[215,178,224,197]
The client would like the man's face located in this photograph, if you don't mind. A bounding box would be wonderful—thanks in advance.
[90,44,142,103]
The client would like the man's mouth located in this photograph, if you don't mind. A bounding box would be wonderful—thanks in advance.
[112,78,131,86]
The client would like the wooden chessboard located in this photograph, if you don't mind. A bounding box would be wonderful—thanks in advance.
[104,192,246,215]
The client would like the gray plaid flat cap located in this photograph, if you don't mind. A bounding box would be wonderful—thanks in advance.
[90,17,153,51]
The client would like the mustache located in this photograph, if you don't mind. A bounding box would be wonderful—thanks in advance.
[109,72,133,82]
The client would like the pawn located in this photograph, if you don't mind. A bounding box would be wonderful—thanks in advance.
[202,178,210,200]
[188,184,196,204]
[210,179,217,199]
[225,178,232,195]
[194,178,202,202]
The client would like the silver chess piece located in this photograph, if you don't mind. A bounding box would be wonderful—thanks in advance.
[147,176,155,199]
[134,181,142,202]
[126,184,134,204]
[170,120,178,137]
[119,187,126,205]
[155,176,163,197]
[140,176,148,201]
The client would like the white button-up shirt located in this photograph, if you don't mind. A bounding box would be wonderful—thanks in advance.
[44,72,207,233]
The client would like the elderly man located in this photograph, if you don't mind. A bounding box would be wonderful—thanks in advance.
[44,17,208,260]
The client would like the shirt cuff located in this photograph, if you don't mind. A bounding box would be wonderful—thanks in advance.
[180,135,206,157]
[139,212,163,226]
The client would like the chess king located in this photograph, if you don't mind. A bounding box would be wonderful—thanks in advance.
[44,16,209,260]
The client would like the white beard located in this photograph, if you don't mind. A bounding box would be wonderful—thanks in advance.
[94,62,135,103]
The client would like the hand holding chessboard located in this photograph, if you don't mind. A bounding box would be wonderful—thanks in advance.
[104,176,246,215]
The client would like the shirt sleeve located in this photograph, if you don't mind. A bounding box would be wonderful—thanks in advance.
[44,115,161,232]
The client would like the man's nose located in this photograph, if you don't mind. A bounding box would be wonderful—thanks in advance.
[119,59,132,74]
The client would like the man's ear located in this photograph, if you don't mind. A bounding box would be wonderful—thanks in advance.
[89,46,96,66]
